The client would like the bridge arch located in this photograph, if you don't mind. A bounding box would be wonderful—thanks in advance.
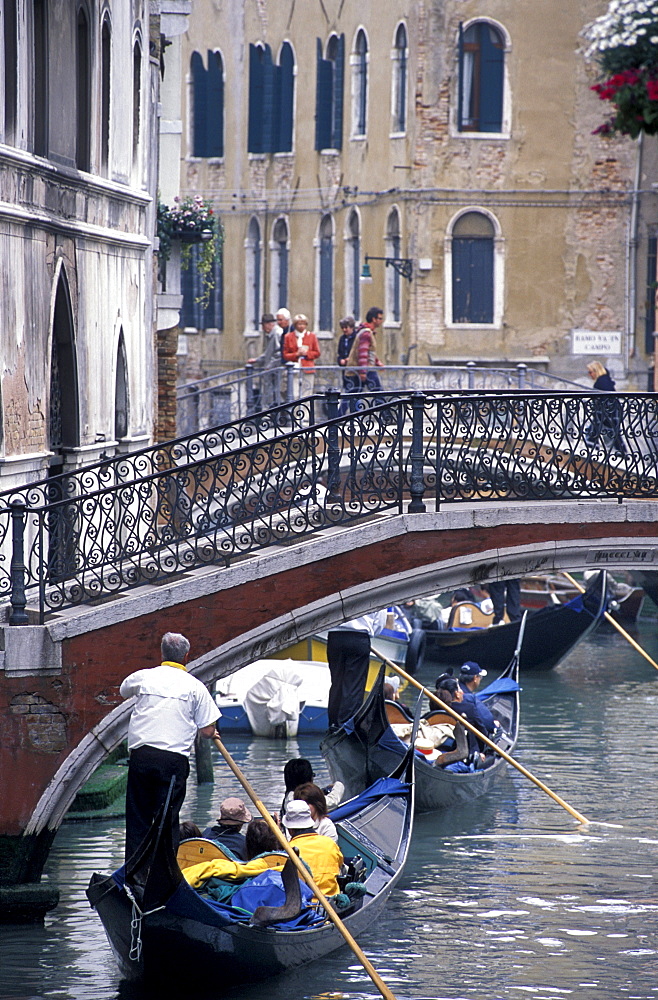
[22,498,658,839]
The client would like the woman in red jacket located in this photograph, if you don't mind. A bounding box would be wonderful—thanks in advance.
[282,314,321,397]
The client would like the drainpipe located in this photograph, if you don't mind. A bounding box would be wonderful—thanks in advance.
[625,132,643,380]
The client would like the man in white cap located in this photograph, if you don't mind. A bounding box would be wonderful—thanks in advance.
[282,800,343,896]
[202,797,252,860]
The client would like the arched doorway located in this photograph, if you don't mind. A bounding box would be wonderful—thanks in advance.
[114,331,129,442]
[48,270,80,579]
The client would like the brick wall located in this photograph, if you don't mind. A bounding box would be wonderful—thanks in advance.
[157,326,179,442]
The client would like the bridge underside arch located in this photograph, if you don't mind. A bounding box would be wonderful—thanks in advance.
[13,498,657,849]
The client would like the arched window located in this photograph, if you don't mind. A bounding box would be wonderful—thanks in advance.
[100,17,111,173]
[391,23,407,134]
[385,209,402,324]
[351,29,368,138]
[271,218,289,313]
[315,34,344,151]
[132,38,142,168]
[115,332,129,441]
[345,210,361,321]
[317,215,334,332]
[458,21,505,133]
[245,217,262,332]
[190,50,224,158]
[451,212,495,324]
[248,42,294,154]
[4,0,18,144]
[76,6,91,170]
[278,42,294,153]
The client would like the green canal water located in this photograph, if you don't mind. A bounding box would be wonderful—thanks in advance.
[1,619,657,1000]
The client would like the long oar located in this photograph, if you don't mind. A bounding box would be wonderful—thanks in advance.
[561,571,658,673]
[371,648,590,826]
[212,737,397,1000]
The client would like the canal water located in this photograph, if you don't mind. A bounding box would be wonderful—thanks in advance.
[1,619,657,1000]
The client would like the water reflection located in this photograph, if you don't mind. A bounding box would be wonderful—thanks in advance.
[1,621,657,999]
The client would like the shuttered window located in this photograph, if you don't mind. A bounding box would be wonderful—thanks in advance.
[249,42,294,154]
[392,23,407,134]
[315,34,344,151]
[318,215,334,331]
[181,243,224,331]
[452,212,494,324]
[458,21,504,133]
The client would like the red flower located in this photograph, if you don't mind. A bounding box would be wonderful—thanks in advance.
[647,79,658,101]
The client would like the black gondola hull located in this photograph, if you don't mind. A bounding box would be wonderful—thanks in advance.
[322,659,520,813]
[422,571,607,672]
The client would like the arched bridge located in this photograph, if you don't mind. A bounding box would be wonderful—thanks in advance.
[1,388,657,912]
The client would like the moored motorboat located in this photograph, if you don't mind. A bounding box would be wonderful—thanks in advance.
[421,570,608,672]
[86,754,414,989]
[214,658,331,737]
[321,656,520,814]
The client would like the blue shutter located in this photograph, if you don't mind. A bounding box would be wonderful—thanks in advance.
[262,45,275,153]
[207,51,224,157]
[457,24,465,132]
[315,39,332,150]
[248,44,264,153]
[319,234,333,330]
[191,52,207,156]
[278,243,288,306]
[332,34,344,149]
[452,238,494,323]
[479,25,504,132]
[278,43,294,152]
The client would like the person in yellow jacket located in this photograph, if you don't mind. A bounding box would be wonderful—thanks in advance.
[282,800,343,897]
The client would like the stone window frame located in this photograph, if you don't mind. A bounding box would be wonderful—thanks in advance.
[452,17,511,140]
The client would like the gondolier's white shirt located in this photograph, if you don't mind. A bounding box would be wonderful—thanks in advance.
[120,664,219,757]
[331,611,388,636]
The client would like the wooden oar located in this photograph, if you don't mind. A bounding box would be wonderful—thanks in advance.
[370,648,590,826]
[212,737,398,1000]
[561,571,658,673]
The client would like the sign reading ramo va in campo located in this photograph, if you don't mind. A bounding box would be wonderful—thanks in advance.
[572,329,622,355]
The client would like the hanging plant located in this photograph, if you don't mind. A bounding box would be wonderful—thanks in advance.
[584,1,658,137]
[157,196,222,308]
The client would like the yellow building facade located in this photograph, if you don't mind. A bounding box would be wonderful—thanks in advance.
[175,0,658,389]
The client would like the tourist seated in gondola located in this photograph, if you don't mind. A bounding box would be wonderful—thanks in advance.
[457,663,499,738]
[282,801,343,896]
[435,675,496,771]
[244,818,280,860]
[201,797,252,861]
[179,820,203,842]
[279,758,344,820]
[293,783,338,842]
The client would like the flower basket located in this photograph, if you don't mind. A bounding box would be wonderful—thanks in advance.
[157,196,222,308]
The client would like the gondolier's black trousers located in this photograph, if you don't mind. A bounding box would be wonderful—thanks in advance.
[327,630,371,727]
[124,744,189,864]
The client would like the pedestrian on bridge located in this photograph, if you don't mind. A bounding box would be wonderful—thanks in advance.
[120,632,220,863]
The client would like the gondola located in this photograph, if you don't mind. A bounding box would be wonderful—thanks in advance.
[421,570,608,672]
[321,654,520,814]
[86,752,414,989]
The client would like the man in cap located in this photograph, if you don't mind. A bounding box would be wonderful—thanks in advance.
[248,313,283,408]
[282,800,343,896]
[458,661,498,745]
[202,797,252,860]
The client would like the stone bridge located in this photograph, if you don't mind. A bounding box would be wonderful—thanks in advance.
[1,388,657,916]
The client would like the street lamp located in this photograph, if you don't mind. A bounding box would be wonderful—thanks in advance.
[360,254,413,282]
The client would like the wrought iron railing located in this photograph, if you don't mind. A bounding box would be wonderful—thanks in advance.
[2,390,657,623]
[176,362,587,435]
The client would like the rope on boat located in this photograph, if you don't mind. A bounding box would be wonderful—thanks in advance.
[124,885,166,962]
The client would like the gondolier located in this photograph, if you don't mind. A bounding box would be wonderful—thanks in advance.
[327,611,389,729]
[120,632,220,862]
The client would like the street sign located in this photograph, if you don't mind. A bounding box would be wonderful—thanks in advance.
[572,329,622,355]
